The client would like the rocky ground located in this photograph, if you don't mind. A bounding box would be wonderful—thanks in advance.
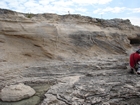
[1,55,140,105]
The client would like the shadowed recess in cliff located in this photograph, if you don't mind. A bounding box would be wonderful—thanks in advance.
[129,34,140,45]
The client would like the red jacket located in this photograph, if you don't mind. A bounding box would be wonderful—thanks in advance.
[130,52,140,68]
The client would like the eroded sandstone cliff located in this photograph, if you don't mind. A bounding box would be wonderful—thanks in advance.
[0,8,140,64]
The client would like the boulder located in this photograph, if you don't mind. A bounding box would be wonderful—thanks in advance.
[0,83,36,102]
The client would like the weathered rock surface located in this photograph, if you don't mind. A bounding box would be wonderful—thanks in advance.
[0,8,140,64]
[0,8,140,105]
[0,83,35,102]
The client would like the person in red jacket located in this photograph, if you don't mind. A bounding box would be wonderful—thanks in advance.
[129,49,140,74]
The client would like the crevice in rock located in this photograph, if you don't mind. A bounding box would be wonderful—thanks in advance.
[129,38,140,45]
[0,40,5,43]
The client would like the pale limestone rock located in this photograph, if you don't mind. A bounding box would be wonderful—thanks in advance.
[0,8,140,64]
[0,83,35,102]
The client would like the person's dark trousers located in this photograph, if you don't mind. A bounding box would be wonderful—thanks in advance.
[129,68,135,74]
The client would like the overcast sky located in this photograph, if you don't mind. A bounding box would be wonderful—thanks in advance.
[0,0,140,26]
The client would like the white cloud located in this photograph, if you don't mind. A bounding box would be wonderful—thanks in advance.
[0,0,112,14]
[93,7,126,14]
[71,0,112,5]
[7,0,20,8]
[125,17,140,26]
[93,7,140,15]
[76,8,87,13]
[107,7,126,13]
[52,0,74,7]
[131,8,140,13]
[24,0,39,8]
[38,0,52,5]
[0,2,8,9]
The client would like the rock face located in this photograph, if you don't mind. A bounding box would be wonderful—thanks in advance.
[0,9,140,64]
[0,83,36,102]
